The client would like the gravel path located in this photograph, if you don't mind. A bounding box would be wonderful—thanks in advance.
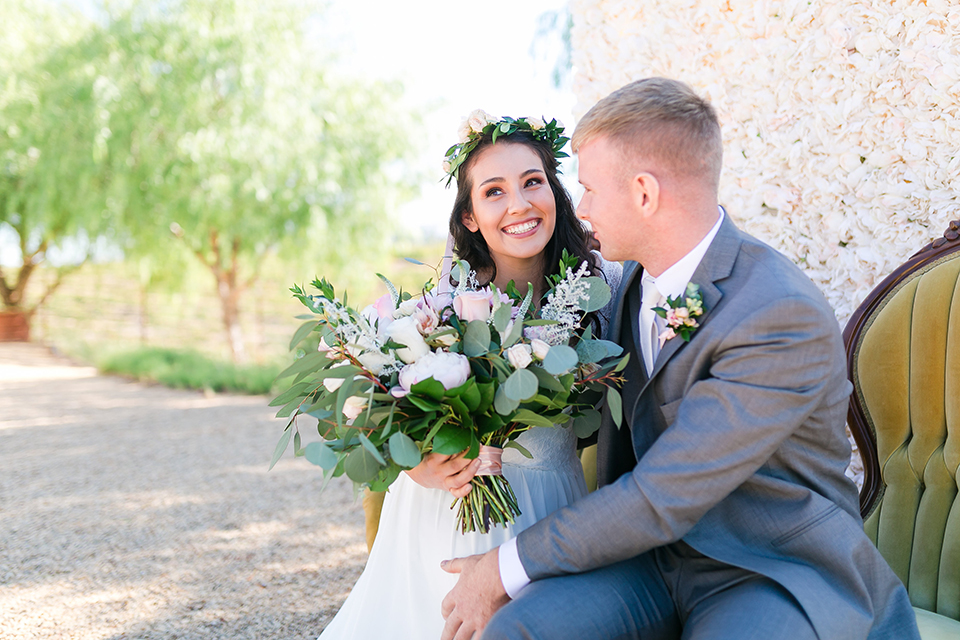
[0,343,366,639]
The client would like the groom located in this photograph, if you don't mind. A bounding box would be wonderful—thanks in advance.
[439,78,919,639]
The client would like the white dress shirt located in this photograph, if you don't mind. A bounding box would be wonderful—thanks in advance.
[498,207,724,599]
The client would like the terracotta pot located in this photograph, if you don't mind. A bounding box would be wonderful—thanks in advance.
[0,310,30,342]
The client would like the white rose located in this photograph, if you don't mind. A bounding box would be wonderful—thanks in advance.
[505,343,533,370]
[398,350,471,392]
[441,158,453,174]
[395,298,421,318]
[530,338,551,360]
[432,333,459,348]
[357,349,395,376]
[384,316,431,364]
[323,362,350,392]
[467,109,495,134]
[457,120,472,143]
[342,395,368,420]
[526,116,545,130]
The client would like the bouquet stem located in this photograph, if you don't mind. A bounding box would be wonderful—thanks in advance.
[451,445,521,534]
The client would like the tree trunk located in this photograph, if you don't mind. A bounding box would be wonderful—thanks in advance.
[216,272,246,363]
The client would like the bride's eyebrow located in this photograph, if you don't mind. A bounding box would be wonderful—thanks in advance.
[478,169,544,188]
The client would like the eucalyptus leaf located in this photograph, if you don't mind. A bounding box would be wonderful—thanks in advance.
[494,385,520,415]
[389,432,421,468]
[357,432,386,465]
[575,339,609,365]
[572,408,602,438]
[503,368,538,401]
[543,345,579,375]
[288,320,320,351]
[493,304,513,333]
[343,447,381,483]
[503,440,533,459]
[510,408,555,428]
[464,320,491,357]
[580,277,613,312]
[304,441,338,469]
[528,365,565,392]
[268,426,293,470]
[608,387,624,429]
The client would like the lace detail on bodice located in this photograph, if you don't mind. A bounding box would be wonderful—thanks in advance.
[501,424,580,472]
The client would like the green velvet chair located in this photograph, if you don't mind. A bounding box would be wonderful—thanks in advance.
[844,220,960,638]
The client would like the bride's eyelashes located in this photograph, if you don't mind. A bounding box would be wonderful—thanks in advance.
[483,177,545,199]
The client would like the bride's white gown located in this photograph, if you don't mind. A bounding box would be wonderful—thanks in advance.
[318,424,587,639]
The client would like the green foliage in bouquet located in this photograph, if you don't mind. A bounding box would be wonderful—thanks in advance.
[269,254,628,533]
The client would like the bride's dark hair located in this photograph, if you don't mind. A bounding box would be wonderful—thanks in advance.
[448,131,600,295]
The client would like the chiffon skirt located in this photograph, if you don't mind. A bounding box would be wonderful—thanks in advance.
[318,425,587,639]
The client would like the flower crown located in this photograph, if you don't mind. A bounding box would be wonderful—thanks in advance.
[441,109,570,186]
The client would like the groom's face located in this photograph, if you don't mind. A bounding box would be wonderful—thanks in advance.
[576,136,642,263]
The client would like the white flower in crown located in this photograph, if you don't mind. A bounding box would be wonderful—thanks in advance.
[457,119,473,143]
[441,158,452,174]
[526,116,546,130]
[467,109,496,134]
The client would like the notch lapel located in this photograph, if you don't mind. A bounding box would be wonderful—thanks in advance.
[642,215,743,387]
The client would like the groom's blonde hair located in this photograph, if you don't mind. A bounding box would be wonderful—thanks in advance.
[572,78,722,192]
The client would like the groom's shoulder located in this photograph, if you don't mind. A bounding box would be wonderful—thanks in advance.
[729,227,831,307]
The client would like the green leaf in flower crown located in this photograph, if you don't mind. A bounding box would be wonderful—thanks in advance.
[433,424,472,455]
[572,408,602,438]
[494,385,520,416]
[504,369,538,401]
[288,320,320,352]
[268,424,293,470]
[304,441,339,469]
[543,345,579,375]
[344,447,381,483]
[464,320,491,357]
[579,277,613,312]
[388,432,421,468]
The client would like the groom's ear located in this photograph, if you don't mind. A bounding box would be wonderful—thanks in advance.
[461,211,479,233]
[631,172,660,217]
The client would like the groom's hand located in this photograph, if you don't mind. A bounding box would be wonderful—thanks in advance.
[440,548,509,640]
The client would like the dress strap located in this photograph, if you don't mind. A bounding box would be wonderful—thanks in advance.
[438,233,455,294]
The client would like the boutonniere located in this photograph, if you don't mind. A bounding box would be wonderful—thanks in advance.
[654,283,704,347]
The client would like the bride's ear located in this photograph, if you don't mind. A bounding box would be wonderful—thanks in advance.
[461,211,479,232]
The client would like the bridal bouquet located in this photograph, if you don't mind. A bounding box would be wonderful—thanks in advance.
[269,253,627,533]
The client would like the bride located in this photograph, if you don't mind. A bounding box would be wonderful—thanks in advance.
[318,111,622,639]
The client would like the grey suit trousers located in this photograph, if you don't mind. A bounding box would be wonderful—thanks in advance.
[482,542,819,640]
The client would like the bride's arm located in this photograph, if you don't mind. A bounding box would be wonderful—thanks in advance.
[405,452,481,498]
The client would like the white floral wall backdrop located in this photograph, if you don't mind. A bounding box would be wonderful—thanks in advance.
[570,0,960,323]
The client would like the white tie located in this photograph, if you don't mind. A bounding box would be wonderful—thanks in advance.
[639,274,663,375]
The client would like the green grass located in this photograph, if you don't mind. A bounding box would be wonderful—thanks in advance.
[98,347,280,395]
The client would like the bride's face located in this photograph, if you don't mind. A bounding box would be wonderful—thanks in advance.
[462,143,557,268]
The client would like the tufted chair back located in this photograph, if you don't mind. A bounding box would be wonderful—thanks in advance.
[844,221,960,624]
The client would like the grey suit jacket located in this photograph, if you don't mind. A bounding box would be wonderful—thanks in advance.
[515,215,915,639]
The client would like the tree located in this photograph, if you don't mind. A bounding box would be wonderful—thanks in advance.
[0,1,104,322]
[88,0,419,361]
[0,0,420,356]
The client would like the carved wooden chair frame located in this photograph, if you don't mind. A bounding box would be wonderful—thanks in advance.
[843,220,960,519]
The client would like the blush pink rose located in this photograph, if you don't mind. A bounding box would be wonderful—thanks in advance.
[453,291,491,322]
